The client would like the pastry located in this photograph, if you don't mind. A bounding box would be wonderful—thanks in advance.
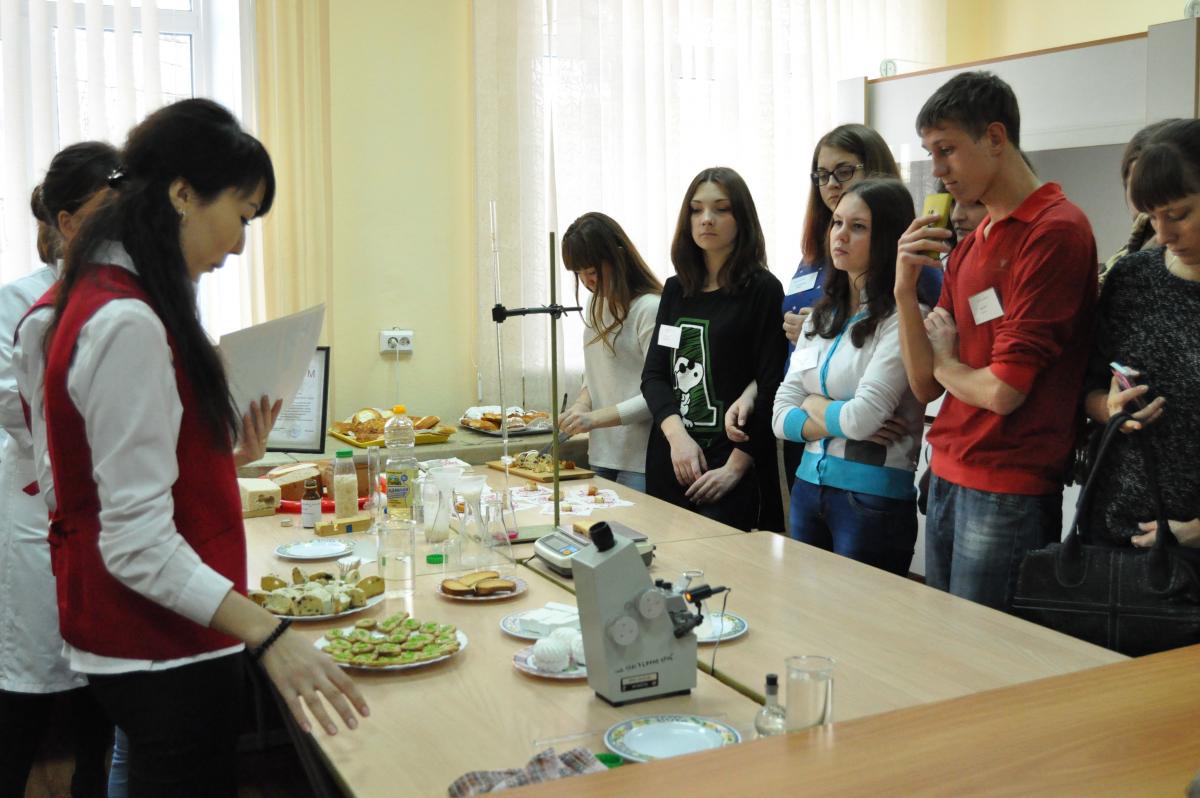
[356,575,385,599]
[532,637,570,673]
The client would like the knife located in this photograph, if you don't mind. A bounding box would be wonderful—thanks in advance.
[538,429,572,457]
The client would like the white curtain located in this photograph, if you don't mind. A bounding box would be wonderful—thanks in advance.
[0,0,259,336]
[473,0,945,412]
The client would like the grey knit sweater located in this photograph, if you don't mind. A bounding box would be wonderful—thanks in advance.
[1085,247,1200,543]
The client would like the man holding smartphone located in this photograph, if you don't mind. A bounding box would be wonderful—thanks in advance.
[894,71,1098,611]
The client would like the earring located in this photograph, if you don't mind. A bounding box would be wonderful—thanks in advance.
[176,206,187,222]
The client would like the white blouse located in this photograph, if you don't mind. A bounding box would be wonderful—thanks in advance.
[14,243,239,674]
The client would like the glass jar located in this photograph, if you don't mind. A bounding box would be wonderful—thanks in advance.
[333,449,358,519]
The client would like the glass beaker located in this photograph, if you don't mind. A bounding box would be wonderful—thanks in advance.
[482,494,515,569]
[365,445,383,531]
[425,465,464,544]
[454,474,489,572]
[785,655,835,731]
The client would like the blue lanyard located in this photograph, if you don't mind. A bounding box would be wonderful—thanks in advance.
[818,310,867,396]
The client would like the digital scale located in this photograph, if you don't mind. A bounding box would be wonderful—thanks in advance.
[533,520,654,577]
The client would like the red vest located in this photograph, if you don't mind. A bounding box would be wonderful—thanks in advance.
[42,264,246,659]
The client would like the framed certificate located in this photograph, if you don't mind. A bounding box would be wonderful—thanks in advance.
[266,346,330,454]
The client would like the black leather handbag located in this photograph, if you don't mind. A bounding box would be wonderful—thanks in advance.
[1012,412,1200,656]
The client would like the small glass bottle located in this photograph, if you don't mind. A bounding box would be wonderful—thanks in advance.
[754,673,787,737]
[333,449,358,519]
[300,478,322,529]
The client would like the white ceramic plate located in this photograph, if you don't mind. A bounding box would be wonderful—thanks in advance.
[604,715,741,763]
[274,539,355,561]
[694,612,749,644]
[315,628,469,671]
[271,592,384,623]
[512,646,587,680]
[437,576,528,602]
[498,610,580,641]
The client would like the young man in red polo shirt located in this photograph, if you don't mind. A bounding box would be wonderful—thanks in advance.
[894,71,1097,610]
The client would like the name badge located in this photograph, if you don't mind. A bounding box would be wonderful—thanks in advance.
[790,346,819,374]
[968,288,1004,325]
[657,324,682,348]
[788,272,819,295]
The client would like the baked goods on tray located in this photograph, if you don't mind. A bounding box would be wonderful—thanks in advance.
[460,406,551,433]
[440,571,518,597]
[329,407,454,445]
[249,566,383,617]
[512,450,576,473]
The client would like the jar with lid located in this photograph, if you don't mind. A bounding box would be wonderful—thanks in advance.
[333,449,358,519]
[300,478,322,528]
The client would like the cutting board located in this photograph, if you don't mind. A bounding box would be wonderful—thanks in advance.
[486,460,593,482]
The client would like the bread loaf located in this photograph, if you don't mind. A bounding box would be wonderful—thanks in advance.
[457,571,500,587]
[473,578,516,596]
[266,462,322,502]
[440,579,474,596]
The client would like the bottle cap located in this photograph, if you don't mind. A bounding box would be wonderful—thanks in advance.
[393,404,407,414]
[304,478,317,488]
[425,553,444,565]
[336,449,353,458]
[765,673,778,688]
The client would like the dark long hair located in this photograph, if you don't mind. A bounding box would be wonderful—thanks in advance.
[670,167,767,297]
[52,99,276,445]
[30,141,121,262]
[561,212,662,352]
[1129,119,1200,214]
[801,125,899,264]
[807,179,915,348]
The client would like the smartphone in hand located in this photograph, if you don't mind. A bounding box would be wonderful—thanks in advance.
[1110,361,1147,409]
[921,193,954,260]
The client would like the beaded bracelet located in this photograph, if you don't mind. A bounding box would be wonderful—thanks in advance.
[250,618,292,662]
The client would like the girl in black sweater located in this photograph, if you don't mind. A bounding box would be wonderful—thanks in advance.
[641,167,786,531]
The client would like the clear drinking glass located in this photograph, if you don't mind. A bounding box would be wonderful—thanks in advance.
[482,494,514,569]
[785,655,835,731]
[377,517,415,598]
[365,445,382,530]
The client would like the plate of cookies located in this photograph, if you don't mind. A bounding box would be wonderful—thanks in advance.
[439,570,527,601]
[315,613,468,670]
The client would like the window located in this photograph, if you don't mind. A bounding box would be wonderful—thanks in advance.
[0,0,256,335]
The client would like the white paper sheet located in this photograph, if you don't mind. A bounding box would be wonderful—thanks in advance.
[217,305,325,419]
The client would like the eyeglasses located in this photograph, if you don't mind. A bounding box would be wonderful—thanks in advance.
[811,163,865,187]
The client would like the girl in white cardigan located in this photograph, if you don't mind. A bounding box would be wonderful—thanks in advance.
[772,179,925,575]
[559,212,662,492]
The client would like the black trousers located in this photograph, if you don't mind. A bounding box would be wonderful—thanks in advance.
[86,653,244,798]
[0,685,113,797]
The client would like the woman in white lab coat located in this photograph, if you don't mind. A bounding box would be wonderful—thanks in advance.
[0,141,120,798]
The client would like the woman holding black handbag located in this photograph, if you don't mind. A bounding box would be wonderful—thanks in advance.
[1082,119,1200,561]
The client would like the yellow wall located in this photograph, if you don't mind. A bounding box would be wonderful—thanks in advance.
[946,0,1185,64]
[327,0,475,423]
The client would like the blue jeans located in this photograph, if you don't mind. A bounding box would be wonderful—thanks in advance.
[788,479,917,576]
[925,474,1062,610]
[109,727,130,797]
[590,466,646,494]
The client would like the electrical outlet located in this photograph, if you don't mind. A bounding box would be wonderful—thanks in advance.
[379,329,414,353]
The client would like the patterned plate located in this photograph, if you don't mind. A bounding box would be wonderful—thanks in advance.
[275,539,354,561]
[315,629,468,672]
[694,612,749,644]
[604,715,741,763]
[437,576,528,602]
[512,646,587,680]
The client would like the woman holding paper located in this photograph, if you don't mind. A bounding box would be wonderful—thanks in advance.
[14,98,367,794]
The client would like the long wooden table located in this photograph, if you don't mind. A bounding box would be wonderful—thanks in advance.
[646,533,1124,715]
[507,643,1200,797]
[258,569,760,796]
